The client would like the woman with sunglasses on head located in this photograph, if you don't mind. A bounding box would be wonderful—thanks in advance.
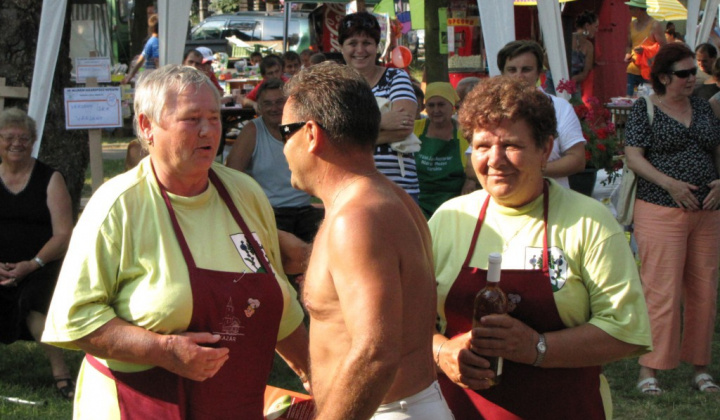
[625,42,720,396]
[339,12,420,201]
[0,108,75,399]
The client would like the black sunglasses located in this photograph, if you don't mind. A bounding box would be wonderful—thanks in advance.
[279,121,307,143]
[670,67,698,78]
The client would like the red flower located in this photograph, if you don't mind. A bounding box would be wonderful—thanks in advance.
[596,143,607,151]
[585,150,592,161]
[595,128,608,140]
[574,104,589,119]
[556,79,577,95]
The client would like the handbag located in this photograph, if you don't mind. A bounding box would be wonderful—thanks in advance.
[615,96,653,225]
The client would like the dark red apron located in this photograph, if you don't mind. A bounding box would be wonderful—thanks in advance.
[439,183,605,420]
[86,168,283,420]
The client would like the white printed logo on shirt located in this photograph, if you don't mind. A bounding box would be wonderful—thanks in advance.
[214,297,244,341]
[525,246,568,292]
[230,232,275,275]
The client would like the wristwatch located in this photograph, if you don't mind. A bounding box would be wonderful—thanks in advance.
[33,256,45,268]
[533,333,547,367]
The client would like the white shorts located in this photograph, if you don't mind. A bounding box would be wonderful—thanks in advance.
[371,381,454,420]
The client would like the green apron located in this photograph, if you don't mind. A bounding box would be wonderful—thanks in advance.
[415,120,466,218]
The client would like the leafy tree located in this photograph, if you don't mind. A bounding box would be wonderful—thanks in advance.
[0,0,88,217]
[209,0,240,14]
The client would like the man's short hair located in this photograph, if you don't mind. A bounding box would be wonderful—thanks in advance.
[133,64,220,147]
[284,62,380,151]
[283,51,301,64]
[696,43,718,58]
[260,55,283,76]
[497,40,544,74]
[458,76,557,149]
[456,77,482,102]
[309,53,327,65]
[256,78,284,100]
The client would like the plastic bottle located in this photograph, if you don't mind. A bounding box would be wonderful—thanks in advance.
[472,252,509,386]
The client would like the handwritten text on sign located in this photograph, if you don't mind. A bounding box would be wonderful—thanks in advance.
[64,87,122,129]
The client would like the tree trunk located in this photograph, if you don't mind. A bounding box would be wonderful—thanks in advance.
[0,0,89,217]
[424,0,449,83]
[199,0,207,21]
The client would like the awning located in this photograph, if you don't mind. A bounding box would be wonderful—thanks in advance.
[514,0,576,5]
[646,0,687,21]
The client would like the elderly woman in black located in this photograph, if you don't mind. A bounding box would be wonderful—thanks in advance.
[0,108,75,399]
[626,42,720,395]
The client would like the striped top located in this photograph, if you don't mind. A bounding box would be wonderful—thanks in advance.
[372,68,419,195]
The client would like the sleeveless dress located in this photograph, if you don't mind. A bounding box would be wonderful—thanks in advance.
[0,160,62,343]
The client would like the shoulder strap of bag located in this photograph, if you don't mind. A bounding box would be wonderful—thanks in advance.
[645,95,654,125]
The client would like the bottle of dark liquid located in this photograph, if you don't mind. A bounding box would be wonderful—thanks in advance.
[472,252,508,386]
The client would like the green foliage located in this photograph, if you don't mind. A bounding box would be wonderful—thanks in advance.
[209,0,239,14]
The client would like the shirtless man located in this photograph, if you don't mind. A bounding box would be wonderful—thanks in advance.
[281,63,452,419]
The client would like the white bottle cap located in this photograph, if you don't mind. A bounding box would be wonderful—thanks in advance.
[487,252,502,284]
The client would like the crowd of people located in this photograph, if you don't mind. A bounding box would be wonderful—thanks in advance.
[2,2,720,419]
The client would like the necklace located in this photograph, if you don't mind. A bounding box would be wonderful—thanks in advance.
[657,96,691,117]
[492,209,535,253]
[331,171,379,206]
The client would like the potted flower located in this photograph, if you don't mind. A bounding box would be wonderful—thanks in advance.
[556,80,621,195]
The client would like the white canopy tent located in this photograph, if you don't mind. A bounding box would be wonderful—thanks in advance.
[686,0,720,49]
[29,0,715,156]
[31,0,193,156]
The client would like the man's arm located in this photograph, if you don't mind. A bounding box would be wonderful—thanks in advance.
[314,210,403,420]
[544,142,586,178]
[277,230,311,275]
[276,324,311,392]
[122,55,146,84]
[651,20,667,46]
[225,121,257,172]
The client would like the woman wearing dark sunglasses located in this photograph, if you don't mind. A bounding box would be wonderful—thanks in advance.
[339,12,420,201]
[625,42,720,396]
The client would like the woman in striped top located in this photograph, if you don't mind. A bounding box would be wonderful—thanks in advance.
[340,12,420,199]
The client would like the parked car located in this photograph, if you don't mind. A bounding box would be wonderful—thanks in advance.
[186,11,311,56]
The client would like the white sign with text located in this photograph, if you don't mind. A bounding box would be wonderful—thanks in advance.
[64,87,122,129]
[76,57,112,83]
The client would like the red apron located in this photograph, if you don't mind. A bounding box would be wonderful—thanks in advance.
[439,183,605,420]
[86,168,283,420]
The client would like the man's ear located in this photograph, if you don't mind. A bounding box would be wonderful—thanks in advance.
[137,114,153,143]
[306,120,325,155]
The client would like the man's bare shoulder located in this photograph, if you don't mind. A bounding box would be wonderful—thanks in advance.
[328,186,421,246]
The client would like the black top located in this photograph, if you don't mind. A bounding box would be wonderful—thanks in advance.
[693,83,720,101]
[0,160,56,261]
[626,96,720,208]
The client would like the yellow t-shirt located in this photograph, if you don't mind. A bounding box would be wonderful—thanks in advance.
[43,159,304,419]
[428,180,652,418]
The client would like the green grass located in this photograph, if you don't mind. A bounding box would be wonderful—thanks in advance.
[0,343,302,419]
